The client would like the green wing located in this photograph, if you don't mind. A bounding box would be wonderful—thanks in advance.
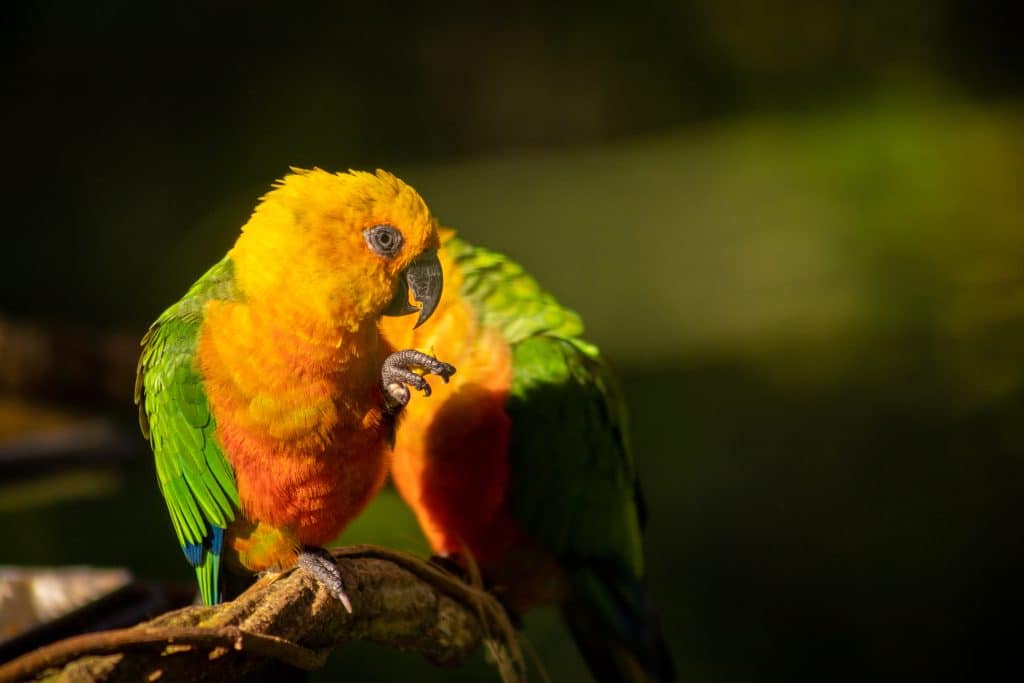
[449,235,596,353]
[452,236,672,680]
[505,338,643,576]
[449,236,644,578]
[134,256,241,605]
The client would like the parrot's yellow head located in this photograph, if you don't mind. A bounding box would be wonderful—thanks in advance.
[230,168,443,329]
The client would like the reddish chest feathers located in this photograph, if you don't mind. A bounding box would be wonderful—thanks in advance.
[381,254,571,611]
[387,321,569,610]
[199,300,392,549]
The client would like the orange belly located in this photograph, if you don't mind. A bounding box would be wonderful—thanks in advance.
[224,409,392,545]
[199,298,393,573]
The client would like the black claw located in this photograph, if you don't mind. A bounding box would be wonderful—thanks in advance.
[297,547,352,613]
[408,373,429,393]
[433,362,456,383]
[391,368,428,393]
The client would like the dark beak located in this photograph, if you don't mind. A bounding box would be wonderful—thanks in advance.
[383,249,443,328]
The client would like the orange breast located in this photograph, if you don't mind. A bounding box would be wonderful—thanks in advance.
[199,299,392,570]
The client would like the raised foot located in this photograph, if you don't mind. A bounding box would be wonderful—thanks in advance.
[382,349,456,409]
[297,547,352,613]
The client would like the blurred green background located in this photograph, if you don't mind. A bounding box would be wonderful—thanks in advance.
[2,1,1022,680]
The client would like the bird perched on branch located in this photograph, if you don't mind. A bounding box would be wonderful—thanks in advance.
[136,168,454,608]
[381,231,673,682]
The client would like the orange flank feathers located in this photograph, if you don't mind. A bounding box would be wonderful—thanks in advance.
[198,169,440,573]
[226,519,301,573]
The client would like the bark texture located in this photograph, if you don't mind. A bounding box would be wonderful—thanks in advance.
[0,546,524,683]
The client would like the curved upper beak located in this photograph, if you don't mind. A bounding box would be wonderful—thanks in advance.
[383,249,443,328]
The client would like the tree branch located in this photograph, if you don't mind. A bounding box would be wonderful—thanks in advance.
[0,545,524,683]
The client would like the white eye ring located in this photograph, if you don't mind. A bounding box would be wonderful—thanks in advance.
[364,224,403,257]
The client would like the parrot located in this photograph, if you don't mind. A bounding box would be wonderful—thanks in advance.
[380,230,674,682]
[135,168,455,608]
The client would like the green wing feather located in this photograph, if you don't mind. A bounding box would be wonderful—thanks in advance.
[134,256,241,605]
[505,338,643,576]
[448,235,643,576]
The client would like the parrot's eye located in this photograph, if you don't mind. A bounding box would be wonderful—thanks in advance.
[364,224,404,257]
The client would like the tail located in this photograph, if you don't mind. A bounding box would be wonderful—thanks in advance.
[185,526,225,606]
[562,568,675,683]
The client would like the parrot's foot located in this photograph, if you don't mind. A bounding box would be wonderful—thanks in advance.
[297,547,352,613]
[382,349,456,410]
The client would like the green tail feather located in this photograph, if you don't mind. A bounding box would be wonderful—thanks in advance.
[196,553,219,606]
[195,526,225,606]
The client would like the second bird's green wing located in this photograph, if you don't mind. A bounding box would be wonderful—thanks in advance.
[449,236,644,578]
[505,337,644,577]
[452,235,672,681]
[134,256,241,605]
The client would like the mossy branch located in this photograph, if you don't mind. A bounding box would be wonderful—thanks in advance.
[0,545,525,683]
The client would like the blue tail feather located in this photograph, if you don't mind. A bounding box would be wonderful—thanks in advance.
[183,542,203,567]
[211,525,224,554]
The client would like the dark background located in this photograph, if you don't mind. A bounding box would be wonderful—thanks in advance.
[2,2,1022,680]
